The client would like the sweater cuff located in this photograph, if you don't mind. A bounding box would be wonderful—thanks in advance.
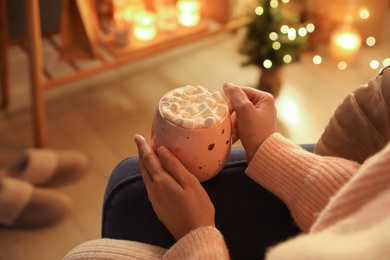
[64,238,166,260]
[246,133,359,231]
[163,226,229,260]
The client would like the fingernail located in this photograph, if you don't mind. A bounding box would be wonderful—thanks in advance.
[134,134,144,145]
[224,82,234,88]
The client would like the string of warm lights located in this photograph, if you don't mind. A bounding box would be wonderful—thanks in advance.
[322,6,390,70]
[250,0,390,71]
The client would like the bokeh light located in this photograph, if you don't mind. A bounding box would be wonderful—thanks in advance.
[338,61,348,70]
[287,28,297,40]
[280,25,289,34]
[359,9,370,19]
[269,32,279,41]
[383,58,390,67]
[306,23,315,33]
[313,55,322,65]
[370,60,380,69]
[263,59,273,69]
[366,36,376,47]
[272,41,281,50]
[298,27,307,37]
[255,6,264,15]
[283,54,292,63]
[270,0,279,8]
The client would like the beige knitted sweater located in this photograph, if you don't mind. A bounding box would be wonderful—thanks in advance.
[65,133,390,259]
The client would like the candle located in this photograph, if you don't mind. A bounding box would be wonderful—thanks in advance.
[329,25,362,63]
[133,11,157,41]
[123,6,136,23]
[156,4,177,32]
[113,0,127,13]
[113,0,145,23]
[176,0,201,27]
[113,13,131,46]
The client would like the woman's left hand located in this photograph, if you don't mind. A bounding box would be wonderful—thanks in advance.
[134,134,215,240]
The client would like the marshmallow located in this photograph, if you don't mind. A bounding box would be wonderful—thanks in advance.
[173,116,184,126]
[173,90,182,96]
[181,100,191,109]
[160,85,227,129]
[195,85,207,94]
[200,107,214,118]
[211,91,223,102]
[162,94,173,102]
[204,117,216,128]
[185,105,198,115]
[196,93,207,102]
[161,101,170,107]
[197,102,208,112]
[214,104,227,116]
[206,98,216,107]
[183,85,195,95]
[189,95,197,102]
[163,110,175,121]
[173,97,182,103]
[194,117,205,128]
[181,92,189,100]
[182,118,195,129]
[170,103,180,113]
[182,112,192,118]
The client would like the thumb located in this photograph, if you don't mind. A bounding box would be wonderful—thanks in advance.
[223,83,252,114]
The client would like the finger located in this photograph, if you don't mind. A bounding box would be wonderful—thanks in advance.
[134,134,163,182]
[223,83,253,114]
[223,83,274,111]
[241,87,275,109]
[139,155,153,186]
[229,112,239,143]
[135,135,153,184]
[226,100,234,115]
[157,146,195,188]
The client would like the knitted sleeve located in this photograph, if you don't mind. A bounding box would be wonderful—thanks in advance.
[163,226,229,260]
[265,142,390,260]
[246,133,360,232]
[63,238,167,260]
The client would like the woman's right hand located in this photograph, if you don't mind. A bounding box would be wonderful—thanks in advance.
[223,83,277,163]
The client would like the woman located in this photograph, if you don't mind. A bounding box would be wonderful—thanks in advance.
[66,82,390,259]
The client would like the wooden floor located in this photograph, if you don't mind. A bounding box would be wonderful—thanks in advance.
[0,18,389,259]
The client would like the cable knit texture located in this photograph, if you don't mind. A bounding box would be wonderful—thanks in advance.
[266,140,390,260]
[64,238,166,260]
[311,140,390,232]
[163,227,229,260]
[246,133,360,231]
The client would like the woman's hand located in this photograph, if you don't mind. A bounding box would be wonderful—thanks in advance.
[134,135,215,240]
[223,83,277,163]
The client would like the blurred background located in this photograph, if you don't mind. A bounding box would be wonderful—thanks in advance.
[0,0,389,259]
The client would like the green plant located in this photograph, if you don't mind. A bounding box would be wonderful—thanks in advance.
[240,0,309,70]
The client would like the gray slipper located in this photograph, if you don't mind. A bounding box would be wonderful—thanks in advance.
[0,177,71,228]
[5,149,89,186]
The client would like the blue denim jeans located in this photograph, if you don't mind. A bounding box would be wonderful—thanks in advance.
[102,146,314,259]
